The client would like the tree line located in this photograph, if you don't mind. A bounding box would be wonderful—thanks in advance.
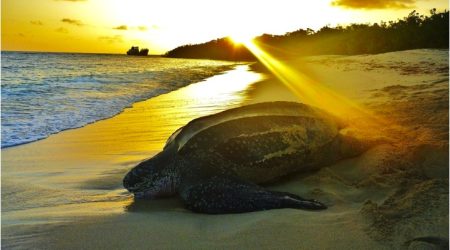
[164,9,449,60]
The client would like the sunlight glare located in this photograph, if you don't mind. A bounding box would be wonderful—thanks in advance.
[229,34,255,45]
[241,40,383,124]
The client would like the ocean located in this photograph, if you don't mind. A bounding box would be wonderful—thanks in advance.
[1,52,236,148]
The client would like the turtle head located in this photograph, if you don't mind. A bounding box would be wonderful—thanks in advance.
[123,149,179,199]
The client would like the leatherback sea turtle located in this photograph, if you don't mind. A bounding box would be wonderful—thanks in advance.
[123,101,367,214]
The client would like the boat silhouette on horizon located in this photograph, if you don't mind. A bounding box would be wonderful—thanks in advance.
[127,46,149,56]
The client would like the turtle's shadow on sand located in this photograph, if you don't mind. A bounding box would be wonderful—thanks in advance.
[125,197,187,213]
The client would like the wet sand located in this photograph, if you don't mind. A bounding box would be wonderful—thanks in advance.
[2,50,448,249]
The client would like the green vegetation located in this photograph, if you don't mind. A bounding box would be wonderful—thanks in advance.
[165,9,449,60]
[164,37,254,60]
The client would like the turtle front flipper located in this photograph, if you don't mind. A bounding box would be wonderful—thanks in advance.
[179,175,327,214]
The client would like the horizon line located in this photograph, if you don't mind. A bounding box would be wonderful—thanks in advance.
[1,49,163,56]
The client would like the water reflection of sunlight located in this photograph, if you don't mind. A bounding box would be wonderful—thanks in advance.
[184,65,263,100]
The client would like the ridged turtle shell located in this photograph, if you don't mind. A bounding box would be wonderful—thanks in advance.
[169,101,343,183]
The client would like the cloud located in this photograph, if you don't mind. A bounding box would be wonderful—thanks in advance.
[55,27,69,33]
[54,0,87,2]
[61,18,84,26]
[331,0,416,9]
[113,25,128,30]
[137,26,148,31]
[98,35,123,43]
[113,25,155,31]
[30,20,44,25]
[56,27,69,33]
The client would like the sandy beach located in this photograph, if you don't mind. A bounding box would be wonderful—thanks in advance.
[2,49,448,249]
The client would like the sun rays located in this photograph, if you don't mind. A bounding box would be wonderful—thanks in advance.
[237,39,382,123]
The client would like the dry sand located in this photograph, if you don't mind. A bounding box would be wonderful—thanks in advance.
[2,49,448,249]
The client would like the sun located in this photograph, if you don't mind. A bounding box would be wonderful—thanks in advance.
[229,34,254,45]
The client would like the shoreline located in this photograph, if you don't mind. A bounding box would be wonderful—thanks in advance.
[2,49,448,249]
[1,57,241,149]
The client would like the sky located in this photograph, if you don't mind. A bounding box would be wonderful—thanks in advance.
[2,0,448,54]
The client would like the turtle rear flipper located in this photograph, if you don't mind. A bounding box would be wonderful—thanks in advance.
[179,176,327,214]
